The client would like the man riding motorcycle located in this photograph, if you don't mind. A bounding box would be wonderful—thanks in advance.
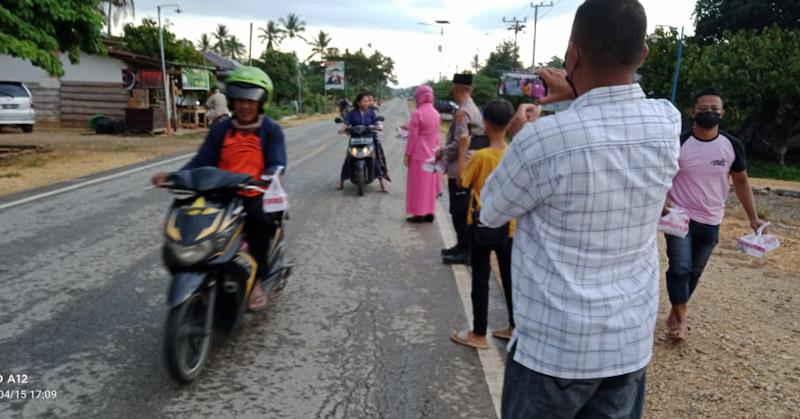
[152,66,287,311]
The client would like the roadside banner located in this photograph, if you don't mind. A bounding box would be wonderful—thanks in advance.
[324,61,345,91]
[181,68,210,91]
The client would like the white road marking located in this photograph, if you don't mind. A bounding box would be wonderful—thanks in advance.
[0,123,340,212]
[435,201,504,419]
[292,140,334,168]
[0,153,195,211]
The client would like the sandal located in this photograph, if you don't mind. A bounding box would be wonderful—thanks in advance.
[491,327,513,340]
[666,320,688,341]
[248,283,268,312]
[450,330,489,349]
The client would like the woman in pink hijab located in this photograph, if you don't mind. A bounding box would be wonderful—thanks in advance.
[404,85,442,222]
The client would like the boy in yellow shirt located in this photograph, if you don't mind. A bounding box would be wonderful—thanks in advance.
[451,99,518,349]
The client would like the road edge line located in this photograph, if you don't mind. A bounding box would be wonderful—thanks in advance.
[435,201,503,419]
[0,153,194,211]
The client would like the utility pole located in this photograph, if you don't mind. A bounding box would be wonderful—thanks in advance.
[248,22,253,66]
[503,17,527,65]
[157,4,182,138]
[530,1,553,69]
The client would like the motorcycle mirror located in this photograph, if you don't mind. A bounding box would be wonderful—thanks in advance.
[376,116,385,122]
[334,117,343,124]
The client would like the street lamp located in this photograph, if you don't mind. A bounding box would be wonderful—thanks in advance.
[157,3,182,138]
[417,20,449,81]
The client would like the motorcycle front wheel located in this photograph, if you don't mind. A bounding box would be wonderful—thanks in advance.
[357,168,365,196]
[165,292,212,383]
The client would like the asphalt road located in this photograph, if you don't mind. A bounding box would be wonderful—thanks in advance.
[0,99,508,418]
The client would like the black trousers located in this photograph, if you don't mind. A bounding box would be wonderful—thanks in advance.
[448,178,471,248]
[242,196,278,278]
[471,237,514,336]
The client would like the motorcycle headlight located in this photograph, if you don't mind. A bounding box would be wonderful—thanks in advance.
[350,146,359,157]
[166,239,214,266]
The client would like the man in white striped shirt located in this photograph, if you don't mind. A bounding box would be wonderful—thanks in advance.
[481,1,681,417]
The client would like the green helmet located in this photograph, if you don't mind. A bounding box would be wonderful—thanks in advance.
[225,66,273,106]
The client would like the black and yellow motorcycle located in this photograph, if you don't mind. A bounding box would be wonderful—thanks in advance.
[159,167,291,383]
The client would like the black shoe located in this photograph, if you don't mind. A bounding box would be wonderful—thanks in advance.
[424,214,434,222]
[443,251,470,265]
[441,244,461,256]
[406,215,426,223]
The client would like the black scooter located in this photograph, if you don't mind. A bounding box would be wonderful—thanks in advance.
[335,116,384,196]
[159,167,291,383]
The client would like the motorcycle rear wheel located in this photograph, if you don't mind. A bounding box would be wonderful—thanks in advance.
[165,292,212,383]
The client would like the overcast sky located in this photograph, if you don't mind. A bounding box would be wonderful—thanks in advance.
[114,0,697,87]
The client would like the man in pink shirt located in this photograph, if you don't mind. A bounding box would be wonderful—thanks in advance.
[664,87,765,340]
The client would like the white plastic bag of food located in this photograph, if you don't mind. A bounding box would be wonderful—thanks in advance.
[395,126,409,140]
[422,157,447,173]
[736,222,780,258]
[658,207,690,238]
[261,171,288,213]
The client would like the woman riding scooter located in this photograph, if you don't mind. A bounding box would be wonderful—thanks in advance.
[337,92,388,192]
[152,66,287,312]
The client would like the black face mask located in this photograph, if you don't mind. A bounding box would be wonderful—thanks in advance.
[694,111,721,128]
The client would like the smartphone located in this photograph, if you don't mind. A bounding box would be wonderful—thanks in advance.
[499,72,548,99]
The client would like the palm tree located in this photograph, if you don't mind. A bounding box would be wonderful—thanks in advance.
[326,47,340,58]
[103,0,135,37]
[307,30,332,62]
[279,13,307,42]
[196,33,212,52]
[226,36,246,60]
[471,53,482,73]
[212,24,230,55]
[258,20,285,51]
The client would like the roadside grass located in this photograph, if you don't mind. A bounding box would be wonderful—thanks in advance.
[23,158,46,168]
[0,172,22,178]
[748,160,800,181]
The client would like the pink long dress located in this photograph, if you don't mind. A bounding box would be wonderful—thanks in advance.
[405,86,442,216]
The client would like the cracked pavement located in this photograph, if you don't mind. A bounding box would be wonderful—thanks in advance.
[0,99,501,418]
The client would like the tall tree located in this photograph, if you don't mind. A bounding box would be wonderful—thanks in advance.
[694,0,800,42]
[212,24,230,55]
[541,55,564,68]
[225,35,246,60]
[255,49,299,104]
[122,18,202,64]
[479,40,523,79]
[104,0,135,37]
[639,26,800,164]
[196,33,212,52]
[307,30,332,62]
[279,13,307,42]
[0,0,106,76]
[258,20,285,51]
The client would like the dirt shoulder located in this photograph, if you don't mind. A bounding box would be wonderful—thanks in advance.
[0,113,335,198]
[646,197,800,418]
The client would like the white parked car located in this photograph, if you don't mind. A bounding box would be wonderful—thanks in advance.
[0,81,36,133]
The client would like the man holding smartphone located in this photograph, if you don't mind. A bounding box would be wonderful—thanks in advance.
[440,73,484,265]
[481,0,682,417]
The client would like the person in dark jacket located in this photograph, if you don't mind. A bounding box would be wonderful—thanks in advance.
[337,91,387,191]
[152,66,286,311]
